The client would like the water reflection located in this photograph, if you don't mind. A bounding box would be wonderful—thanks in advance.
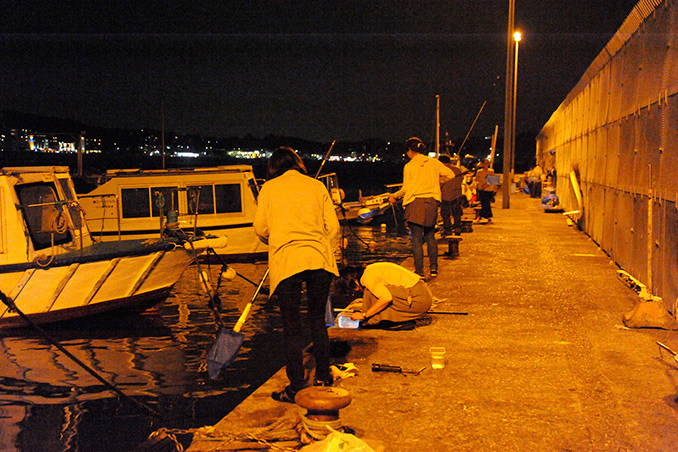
[0,222,411,452]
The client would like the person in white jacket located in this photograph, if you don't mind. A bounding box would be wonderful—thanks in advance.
[254,147,340,403]
[388,137,455,278]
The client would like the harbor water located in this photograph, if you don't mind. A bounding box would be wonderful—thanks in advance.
[0,222,412,452]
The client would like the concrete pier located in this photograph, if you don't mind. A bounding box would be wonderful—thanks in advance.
[188,193,678,451]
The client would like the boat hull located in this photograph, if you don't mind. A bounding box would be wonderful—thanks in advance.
[0,241,194,329]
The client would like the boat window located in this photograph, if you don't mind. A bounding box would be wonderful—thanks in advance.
[16,182,72,250]
[187,185,215,215]
[214,184,242,213]
[120,186,180,219]
[121,188,151,218]
[150,186,179,218]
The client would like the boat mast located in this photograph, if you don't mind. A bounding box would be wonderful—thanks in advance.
[161,94,166,169]
[77,131,85,178]
[435,95,440,157]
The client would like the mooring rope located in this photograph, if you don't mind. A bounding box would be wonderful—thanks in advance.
[148,409,346,451]
[300,415,342,442]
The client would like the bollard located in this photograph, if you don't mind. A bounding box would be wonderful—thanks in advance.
[295,387,352,422]
[444,236,462,258]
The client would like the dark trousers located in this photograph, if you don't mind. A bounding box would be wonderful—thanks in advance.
[408,222,438,276]
[275,269,334,392]
[478,190,494,219]
[441,197,463,235]
[528,181,542,198]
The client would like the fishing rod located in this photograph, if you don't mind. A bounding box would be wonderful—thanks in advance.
[457,100,487,154]
[0,291,161,418]
[334,308,468,315]
[314,139,376,250]
[455,75,502,156]
[204,247,270,296]
[337,207,372,248]
[314,139,337,179]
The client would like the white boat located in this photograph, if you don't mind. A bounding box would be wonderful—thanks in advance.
[77,165,267,262]
[0,166,225,329]
[320,174,402,225]
[339,193,393,224]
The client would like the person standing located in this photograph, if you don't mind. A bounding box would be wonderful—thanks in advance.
[254,147,340,403]
[438,154,464,237]
[475,158,496,223]
[388,137,455,279]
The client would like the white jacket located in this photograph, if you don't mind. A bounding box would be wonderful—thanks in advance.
[254,170,340,294]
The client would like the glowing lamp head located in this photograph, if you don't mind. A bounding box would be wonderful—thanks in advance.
[513,31,522,42]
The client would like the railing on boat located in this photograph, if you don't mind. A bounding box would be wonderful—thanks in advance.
[77,193,122,241]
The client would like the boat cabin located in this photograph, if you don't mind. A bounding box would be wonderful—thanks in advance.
[0,166,93,266]
[78,165,267,261]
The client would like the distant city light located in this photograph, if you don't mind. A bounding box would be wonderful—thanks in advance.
[175,151,200,158]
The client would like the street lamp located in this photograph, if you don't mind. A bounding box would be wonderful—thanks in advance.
[502,0,516,209]
[511,31,521,186]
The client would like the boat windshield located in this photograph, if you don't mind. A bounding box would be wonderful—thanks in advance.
[187,183,242,215]
[16,182,73,250]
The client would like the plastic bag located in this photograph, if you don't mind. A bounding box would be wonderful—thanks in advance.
[300,431,375,452]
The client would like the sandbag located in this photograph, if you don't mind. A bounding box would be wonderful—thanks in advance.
[622,300,678,330]
[300,431,375,452]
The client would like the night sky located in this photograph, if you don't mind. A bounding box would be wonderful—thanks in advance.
[1,1,639,143]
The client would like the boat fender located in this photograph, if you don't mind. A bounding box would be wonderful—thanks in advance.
[223,266,237,281]
[199,270,214,295]
[185,235,228,252]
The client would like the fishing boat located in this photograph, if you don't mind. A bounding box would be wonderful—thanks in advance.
[317,173,402,225]
[77,165,267,262]
[0,166,226,329]
[339,193,392,224]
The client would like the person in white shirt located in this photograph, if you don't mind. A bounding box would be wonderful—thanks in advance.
[254,147,340,403]
[388,137,455,278]
[344,262,433,326]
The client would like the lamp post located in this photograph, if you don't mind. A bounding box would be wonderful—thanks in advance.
[501,0,516,209]
[511,31,521,186]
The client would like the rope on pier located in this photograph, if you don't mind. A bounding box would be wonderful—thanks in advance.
[146,408,350,451]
